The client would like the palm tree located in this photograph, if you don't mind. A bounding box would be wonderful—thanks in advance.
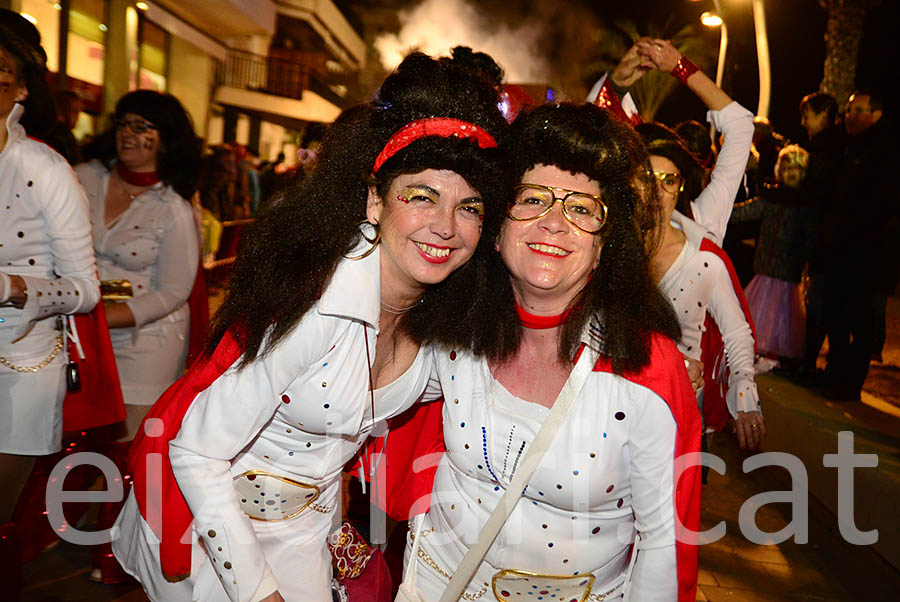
[585,20,717,122]
[819,0,881,107]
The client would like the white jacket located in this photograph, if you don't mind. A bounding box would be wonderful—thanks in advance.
[0,104,98,347]
[114,237,432,602]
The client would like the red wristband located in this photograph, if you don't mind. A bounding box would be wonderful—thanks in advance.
[671,56,701,85]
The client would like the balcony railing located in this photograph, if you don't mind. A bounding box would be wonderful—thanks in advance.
[217,48,336,102]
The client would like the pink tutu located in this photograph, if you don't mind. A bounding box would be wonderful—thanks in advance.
[744,274,806,358]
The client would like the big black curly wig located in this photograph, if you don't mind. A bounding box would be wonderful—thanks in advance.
[472,103,681,374]
[208,52,512,366]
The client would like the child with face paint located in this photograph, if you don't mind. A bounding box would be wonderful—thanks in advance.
[730,145,816,367]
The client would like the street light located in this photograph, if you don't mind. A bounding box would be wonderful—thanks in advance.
[701,8,727,90]
[702,5,728,142]
[701,11,723,27]
[695,0,771,119]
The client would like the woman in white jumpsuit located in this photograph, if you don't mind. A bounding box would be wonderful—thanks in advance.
[406,104,702,601]
[1,17,99,595]
[113,51,510,602]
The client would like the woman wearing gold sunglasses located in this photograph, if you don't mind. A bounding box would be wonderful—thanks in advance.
[399,103,701,602]
[600,37,764,451]
[638,128,765,451]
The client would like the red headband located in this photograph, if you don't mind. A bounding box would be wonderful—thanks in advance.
[372,117,497,174]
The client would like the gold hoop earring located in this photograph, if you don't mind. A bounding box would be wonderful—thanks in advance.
[347,220,381,261]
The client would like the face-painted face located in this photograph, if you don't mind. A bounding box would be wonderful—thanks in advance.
[776,160,804,188]
[115,112,161,172]
[499,164,603,311]
[0,46,28,124]
[367,169,485,299]
[650,155,680,221]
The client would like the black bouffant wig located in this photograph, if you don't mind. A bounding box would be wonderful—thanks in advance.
[480,103,681,373]
[0,10,57,140]
[93,90,202,199]
[636,121,704,219]
[208,51,511,366]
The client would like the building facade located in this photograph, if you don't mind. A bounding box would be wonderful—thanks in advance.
[5,0,364,160]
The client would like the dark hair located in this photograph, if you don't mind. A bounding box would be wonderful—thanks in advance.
[636,122,704,219]
[55,89,80,112]
[208,52,510,366]
[675,120,714,167]
[441,46,504,89]
[0,10,57,140]
[799,92,838,123]
[471,103,680,373]
[850,88,883,112]
[93,90,202,199]
[301,122,327,148]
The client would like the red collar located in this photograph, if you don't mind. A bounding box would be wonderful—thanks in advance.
[515,303,571,329]
[117,162,161,187]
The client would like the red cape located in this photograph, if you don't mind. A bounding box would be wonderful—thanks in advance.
[698,239,757,431]
[62,303,126,431]
[592,77,643,126]
[361,334,702,602]
[128,330,243,581]
[186,264,210,369]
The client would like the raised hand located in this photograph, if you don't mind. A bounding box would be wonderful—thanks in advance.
[610,39,657,87]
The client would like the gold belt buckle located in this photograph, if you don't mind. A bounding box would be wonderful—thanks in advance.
[233,470,321,521]
[100,279,133,300]
[492,569,595,602]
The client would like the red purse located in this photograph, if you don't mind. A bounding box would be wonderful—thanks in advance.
[328,522,392,602]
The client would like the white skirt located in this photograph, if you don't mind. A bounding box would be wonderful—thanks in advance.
[109,305,189,406]
[0,326,67,455]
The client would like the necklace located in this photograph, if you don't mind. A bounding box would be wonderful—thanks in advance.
[117,171,150,201]
[381,298,423,314]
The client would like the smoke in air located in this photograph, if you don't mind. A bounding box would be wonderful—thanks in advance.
[374,0,549,83]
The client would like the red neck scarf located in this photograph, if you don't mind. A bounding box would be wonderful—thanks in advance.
[117,162,161,187]
[515,303,571,329]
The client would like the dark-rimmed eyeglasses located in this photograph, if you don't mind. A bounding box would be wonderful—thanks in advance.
[114,118,157,135]
[508,184,608,234]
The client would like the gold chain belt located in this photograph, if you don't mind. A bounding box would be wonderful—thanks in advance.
[411,527,489,600]
[0,335,64,373]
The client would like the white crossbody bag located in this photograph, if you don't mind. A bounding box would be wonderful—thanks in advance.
[395,347,596,602]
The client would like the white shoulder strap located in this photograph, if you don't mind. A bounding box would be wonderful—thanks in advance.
[439,346,596,602]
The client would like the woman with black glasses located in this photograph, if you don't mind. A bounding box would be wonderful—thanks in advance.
[75,90,202,440]
[73,90,203,583]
